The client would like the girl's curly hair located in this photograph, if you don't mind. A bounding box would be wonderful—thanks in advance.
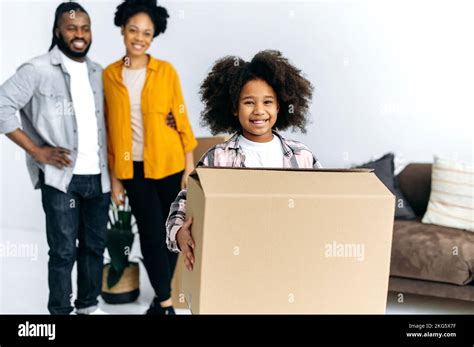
[200,50,314,135]
[114,0,169,37]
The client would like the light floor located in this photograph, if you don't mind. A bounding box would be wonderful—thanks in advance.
[2,227,474,314]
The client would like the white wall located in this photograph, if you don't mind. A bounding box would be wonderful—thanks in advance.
[1,0,473,232]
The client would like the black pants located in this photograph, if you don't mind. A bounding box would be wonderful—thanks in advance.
[122,162,182,302]
[39,171,110,315]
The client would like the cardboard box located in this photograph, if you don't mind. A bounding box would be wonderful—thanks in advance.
[172,136,227,309]
[171,253,187,309]
[179,167,395,314]
[192,136,228,167]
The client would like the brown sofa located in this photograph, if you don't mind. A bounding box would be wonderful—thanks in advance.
[389,164,474,301]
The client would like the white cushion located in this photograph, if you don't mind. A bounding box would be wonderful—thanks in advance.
[422,157,474,232]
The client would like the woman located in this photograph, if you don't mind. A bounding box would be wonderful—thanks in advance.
[103,0,197,315]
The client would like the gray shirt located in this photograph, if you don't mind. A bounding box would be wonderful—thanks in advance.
[0,46,110,193]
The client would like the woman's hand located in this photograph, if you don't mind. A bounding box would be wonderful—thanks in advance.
[166,113,176,130]
[181,168,193,189]
[111,176,125,206]
[181,151,195,189]
[177,217,195,271]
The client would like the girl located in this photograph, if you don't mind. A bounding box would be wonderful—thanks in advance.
[166,50,322,272]
[103,0,197,315]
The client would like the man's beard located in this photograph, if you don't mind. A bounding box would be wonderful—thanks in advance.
[56,33,91,59]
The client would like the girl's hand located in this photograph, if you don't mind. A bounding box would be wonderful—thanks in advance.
[111,176,125,206]
[177,217,195,271]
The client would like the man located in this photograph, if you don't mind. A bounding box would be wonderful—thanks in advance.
[0,2,109,315]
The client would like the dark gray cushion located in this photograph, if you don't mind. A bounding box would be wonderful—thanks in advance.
[356,153,417,220]
[396,164,432,216]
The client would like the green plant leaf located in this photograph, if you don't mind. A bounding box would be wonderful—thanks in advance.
[106,229,134,288]
[117,210,132,230]
[107,263,122,288]
[106,202,136,288]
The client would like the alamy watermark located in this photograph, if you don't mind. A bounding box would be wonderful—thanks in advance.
[324,241,365,262]
[18,321,55,341]
[0,241,38,261]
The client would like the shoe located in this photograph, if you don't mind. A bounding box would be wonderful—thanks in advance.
[76,306,109,315]
[145,297,161,315]
[146,297,176,315]
[162,306,176,315]
[90,308,109,315]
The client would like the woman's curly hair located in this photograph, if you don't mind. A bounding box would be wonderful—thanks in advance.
[114,0,169,37]
[200,50,314,135]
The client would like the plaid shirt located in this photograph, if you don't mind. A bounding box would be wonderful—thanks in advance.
[166,131,322,252]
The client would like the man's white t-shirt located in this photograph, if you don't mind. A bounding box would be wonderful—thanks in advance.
[238,134,285,168]
[61,52,100,175]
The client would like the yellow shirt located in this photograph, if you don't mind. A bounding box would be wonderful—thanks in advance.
[103,56,197,180]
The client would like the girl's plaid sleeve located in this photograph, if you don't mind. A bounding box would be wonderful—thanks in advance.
[165,146,216,252]
[166,188,188,253]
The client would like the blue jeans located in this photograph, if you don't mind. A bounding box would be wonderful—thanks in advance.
[39,172,110,315]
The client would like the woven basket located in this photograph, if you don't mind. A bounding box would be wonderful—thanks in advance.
[101,262,140,304]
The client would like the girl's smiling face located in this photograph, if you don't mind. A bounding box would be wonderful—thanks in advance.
[235,79,279,143]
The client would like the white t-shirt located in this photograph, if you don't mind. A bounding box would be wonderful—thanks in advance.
[238,134,285,168]
[61,52,100,175]
[122,67,146,161]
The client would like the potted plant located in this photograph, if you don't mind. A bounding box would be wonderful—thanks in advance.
[101,196,140,304]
